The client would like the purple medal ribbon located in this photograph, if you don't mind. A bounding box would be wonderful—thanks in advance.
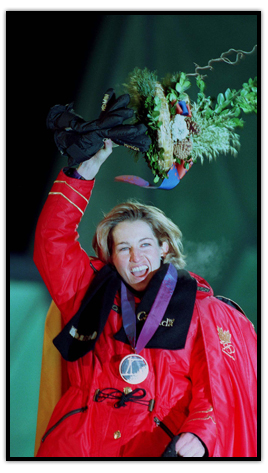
[120,264,178,353]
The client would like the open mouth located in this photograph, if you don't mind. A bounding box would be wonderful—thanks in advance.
[130,265,149,278]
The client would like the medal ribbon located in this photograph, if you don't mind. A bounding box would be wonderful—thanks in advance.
[120,264,178,353]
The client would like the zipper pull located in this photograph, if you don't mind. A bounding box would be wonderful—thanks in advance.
[154,416,160,426]
[154,416,175,440]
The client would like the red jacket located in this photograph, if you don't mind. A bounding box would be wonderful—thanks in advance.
[34,170,257,458]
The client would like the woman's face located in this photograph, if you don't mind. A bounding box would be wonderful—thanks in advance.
[111,220,169,291]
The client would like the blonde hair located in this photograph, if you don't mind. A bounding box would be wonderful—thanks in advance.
[92,200,186,269]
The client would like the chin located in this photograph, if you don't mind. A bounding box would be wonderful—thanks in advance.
[133,281,148,291]
[129,270,156,291]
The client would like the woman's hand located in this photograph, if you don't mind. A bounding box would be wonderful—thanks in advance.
[77,139,113,180]
[175,432,205,457]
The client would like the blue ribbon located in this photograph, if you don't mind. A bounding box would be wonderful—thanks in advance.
[178,100,189,116]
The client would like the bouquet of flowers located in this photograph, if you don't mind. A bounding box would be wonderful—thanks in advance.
[123,47,257,184]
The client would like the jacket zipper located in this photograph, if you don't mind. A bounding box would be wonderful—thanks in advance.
[154,416,175,440]
[41,406,88,442]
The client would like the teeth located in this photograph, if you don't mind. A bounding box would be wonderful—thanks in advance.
[131,265,148,273]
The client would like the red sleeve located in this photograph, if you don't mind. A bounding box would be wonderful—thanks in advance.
[177,320,217,457]
[33,169,104,323]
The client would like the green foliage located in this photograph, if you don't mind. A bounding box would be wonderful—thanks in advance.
[235,77,257,114]
[146,96,163,130]
[195,75,257,119]
[124,68,170,179]
[145,142,169,181]
[190,75,257,161]
[190,111,241,163]
[123,66,257,180]
[175,72,191,98]
[164,72,192,103]
[123,67,157,120]
[124,67,158,98]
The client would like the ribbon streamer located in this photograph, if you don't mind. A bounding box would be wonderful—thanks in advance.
[115,161,193,190]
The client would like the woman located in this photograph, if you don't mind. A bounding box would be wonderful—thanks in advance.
[34,140,257,458]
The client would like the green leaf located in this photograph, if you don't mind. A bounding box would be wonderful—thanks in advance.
[240,104,253,113]
[182,80,191,91]
[175,83,183,93]
[234,107,241,117]
[179,92,189,101]
[179,72,186,83]
[168,91,177,102]
[229,117,244,128]
[153,175,160,184]
[217,93,225,105]
[225,88,232,100]
[196,77,205,92]
[205,108,213,119]
[219,110,230,117]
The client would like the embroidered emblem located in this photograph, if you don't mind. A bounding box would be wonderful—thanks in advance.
[101,93,110,111]
[69,326,97,342]
[217,326,231,344]
[217,326,235,360]
[137,312,175,327]
[124,143,140,151]
[137,311,148,322]
[160,318,175,327]
[187,406,216,424]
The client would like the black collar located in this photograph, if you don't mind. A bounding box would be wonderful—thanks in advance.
[53,264,197,361]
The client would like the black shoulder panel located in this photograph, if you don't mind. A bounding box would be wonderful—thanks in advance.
[215,295,246,315]
[89,259,99,273]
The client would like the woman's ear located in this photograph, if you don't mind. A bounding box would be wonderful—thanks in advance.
[160,241,169,258]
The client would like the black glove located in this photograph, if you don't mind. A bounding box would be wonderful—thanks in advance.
[161,436,181,458]
[46,89,133,132]
[47,89,151,166]
[162,434,208,458]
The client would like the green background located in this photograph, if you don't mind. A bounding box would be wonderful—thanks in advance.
[9,12,258,458]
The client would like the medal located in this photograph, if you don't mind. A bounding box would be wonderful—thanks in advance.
[119,354,149,384]
[120,264,178,383]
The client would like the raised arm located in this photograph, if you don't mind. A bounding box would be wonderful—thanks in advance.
[33,141,113,323]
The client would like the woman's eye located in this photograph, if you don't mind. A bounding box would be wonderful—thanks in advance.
[119,247,129,252]
[141,243,151,247]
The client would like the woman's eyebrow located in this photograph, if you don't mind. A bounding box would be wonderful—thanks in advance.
[115,237,154,247]
[115,241,129,247]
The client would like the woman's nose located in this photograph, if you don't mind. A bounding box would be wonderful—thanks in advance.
[130,248,141,262]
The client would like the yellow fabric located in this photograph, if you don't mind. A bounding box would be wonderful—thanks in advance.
[34,301,64,456]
